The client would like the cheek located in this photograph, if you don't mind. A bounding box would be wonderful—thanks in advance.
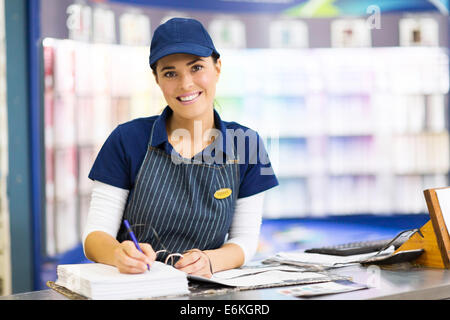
[197,73,218,93]
[159,82,177,98]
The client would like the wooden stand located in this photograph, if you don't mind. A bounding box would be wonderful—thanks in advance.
[394,188,450,269]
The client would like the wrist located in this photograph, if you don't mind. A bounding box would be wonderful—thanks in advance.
[203,250,214,274]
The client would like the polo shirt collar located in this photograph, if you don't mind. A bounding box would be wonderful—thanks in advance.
[150,106,171,147]
[151,106,232,158]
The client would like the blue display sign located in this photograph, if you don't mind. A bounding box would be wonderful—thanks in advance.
[104,0,448,16]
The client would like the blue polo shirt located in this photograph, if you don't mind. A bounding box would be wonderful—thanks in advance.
[88,106,279,199]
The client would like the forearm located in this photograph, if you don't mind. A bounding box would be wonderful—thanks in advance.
[84,231,121,266]
[203,191,265,273]
[85,230,156,274]
[222,192,265,265]
[204,243,245,273]
[82,180,128,263]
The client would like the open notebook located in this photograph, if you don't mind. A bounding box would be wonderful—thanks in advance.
[55,261,190,299]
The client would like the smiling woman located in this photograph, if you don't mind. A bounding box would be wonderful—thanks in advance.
[154,53,221,131]
[82,17,279,279]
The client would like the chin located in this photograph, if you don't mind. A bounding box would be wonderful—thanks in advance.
[172,103,211,120]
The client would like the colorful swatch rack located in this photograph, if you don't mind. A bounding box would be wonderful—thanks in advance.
[43,38,165,255]
[42,39,450,255]
[217,47,449,218]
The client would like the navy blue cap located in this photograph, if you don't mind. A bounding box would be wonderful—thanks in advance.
[149,18,220,68]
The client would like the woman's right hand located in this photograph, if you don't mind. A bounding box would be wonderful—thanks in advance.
[113,240,156,274]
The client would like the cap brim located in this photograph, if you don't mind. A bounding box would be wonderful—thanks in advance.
[150,43,214,67]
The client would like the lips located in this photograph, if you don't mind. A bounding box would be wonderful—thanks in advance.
[177,91,202,104]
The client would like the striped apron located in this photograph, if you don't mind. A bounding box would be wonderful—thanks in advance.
[116,121,240,263]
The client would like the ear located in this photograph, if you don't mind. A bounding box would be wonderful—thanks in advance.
[153,71,159,85]
[214,58,222,81]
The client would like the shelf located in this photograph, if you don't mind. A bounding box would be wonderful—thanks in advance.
[41,40,450,251]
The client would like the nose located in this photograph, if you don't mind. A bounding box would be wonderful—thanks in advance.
[179,72,194,90]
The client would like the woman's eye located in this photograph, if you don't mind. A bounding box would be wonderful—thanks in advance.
[192,65,203,72]
[164,71,176,78]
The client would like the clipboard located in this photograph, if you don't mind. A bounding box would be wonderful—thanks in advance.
[393,187,450,269]
[47,269,350,300]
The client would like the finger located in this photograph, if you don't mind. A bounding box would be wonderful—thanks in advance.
[122,241,149,262]
[174,251,201,269]
[117,263,148,274]
[117,258,147,274]
[139,243,156,264]
[176,261,203,275]
[198,271,212,279]
[176,253,208,275]
[116,242,149,271]
[178,261,209,277]
[116,251,148,273]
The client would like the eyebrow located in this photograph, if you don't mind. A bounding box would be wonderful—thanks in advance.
[159,58,205,72]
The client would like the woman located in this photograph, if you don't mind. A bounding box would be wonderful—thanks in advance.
[83,18,278,278]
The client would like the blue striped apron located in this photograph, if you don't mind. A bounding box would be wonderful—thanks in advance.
[117,121,240,263]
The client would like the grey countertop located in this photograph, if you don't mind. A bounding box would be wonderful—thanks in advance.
[2,264,450,300]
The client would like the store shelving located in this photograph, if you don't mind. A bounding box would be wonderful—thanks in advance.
[41,24,449,256]
[42,38,165,256]
[216,47,449,218]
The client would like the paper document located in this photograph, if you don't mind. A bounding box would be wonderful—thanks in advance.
[212,265,309,280]
[278,280,368,298]
[265,247,395,269]
[188,265,336,287]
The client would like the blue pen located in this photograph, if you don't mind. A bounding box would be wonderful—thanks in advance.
[123,219,150,271]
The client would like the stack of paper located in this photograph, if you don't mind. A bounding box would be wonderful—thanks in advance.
[188,265,338,287]
[55,262,190,299]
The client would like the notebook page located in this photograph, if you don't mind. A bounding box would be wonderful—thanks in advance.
[434,188,450,233]
[55,261,189,299]
[57,261,185,284]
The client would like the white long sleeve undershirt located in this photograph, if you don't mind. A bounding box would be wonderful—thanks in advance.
[82,180,264,265]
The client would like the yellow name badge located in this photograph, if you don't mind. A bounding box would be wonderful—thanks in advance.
[214,188,232,200]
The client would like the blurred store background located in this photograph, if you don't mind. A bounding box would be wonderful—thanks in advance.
[1,0,449,294]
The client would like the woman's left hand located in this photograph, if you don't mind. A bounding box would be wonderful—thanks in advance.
[174,249,213,278]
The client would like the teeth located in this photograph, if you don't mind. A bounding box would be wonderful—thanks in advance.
[179,92,199,102]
